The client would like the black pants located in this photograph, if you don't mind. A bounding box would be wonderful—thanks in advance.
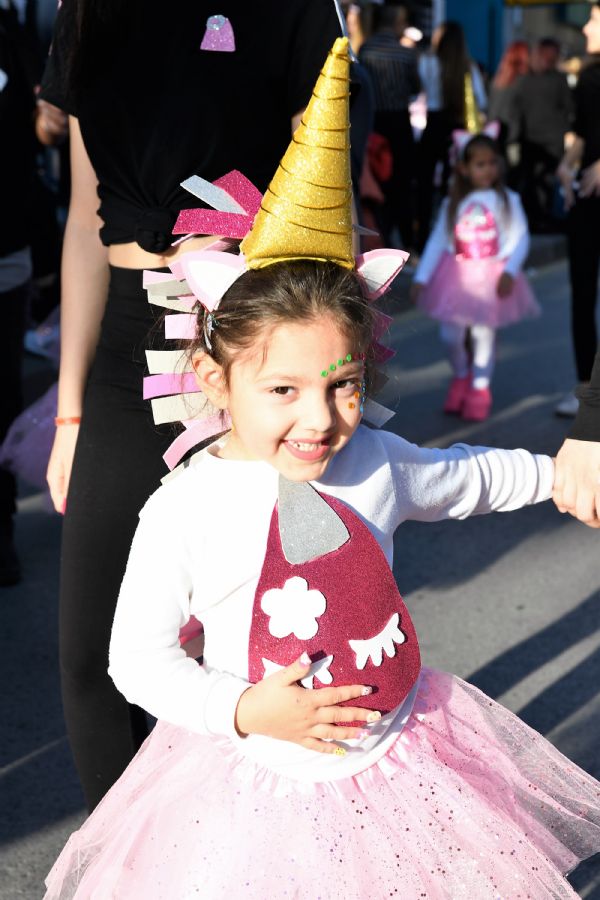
[0,280,28,533]
[59,266,175,810]
[416,110,456,252]
[519,142,561,232]
[567,196,600,382]
[374,109,415,249]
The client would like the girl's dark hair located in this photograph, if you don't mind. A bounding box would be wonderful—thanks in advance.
[437,21,471,125]
[65,1,133,105]
[446,134,509,233]
[189,259,376,387]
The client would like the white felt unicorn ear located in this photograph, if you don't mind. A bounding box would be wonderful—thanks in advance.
[452,129,472,158]
[355,249,410,300]
[179,250,247,312]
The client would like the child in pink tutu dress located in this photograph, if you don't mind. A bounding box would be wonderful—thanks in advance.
[44,39,600,900]
[411,128,540,422]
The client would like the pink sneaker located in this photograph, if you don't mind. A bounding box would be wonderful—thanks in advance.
[462,386,492,421]
[443,376,471,414]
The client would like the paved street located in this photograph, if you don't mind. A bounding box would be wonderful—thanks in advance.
[1,258,599,898]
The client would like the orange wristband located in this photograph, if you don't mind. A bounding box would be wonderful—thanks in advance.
[54,416,82,426]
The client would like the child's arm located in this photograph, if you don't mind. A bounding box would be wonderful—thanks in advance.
[108,495,249,740]
[496,192,530,297]
[109,490,375,753]
[379,432,554,523]
[501,192,530,278]
[412,199,451,289]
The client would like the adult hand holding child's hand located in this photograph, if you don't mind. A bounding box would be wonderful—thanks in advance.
[235,653,379,755]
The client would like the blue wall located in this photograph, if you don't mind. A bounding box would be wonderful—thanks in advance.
[446,0,505,74]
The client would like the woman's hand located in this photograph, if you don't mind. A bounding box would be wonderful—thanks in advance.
[235,654,380,755]
[553,438,600,528]
[47,424,80,513]
[579,160,600,199]
[496,272,514,298]
[556,162,577,211]
[35,99,68,146]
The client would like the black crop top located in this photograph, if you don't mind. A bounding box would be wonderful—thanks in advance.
[40,1,340,252]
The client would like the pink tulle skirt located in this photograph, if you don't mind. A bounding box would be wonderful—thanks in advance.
[44,668,600,899]
[417,253,541,329]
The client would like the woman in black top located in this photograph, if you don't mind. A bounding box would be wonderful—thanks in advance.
[556,3,600,417]
[41,0,340,811]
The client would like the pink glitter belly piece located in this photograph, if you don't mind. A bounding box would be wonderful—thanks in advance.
[248,481,421,721]
[200,15,235,52]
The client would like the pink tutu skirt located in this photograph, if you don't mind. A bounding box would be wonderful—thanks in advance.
[418,253,541,329]
[44,668,600,899]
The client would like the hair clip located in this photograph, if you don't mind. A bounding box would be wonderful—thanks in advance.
[204,312,218,350]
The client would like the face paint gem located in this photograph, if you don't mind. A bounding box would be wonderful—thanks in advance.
[329,363,336,372]
[349,402,355,409]
[346,353,352,362]
[321,370,328,377]
[337,358,344,366]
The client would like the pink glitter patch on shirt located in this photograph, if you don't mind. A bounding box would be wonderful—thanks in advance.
[200,15,235,52]
[454,202,499,260]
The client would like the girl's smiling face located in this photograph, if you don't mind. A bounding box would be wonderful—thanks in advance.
[460,146,499,191]
[195,315,365,482]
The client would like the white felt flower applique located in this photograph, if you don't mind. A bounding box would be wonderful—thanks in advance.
[262,655,334,690]
[260,576,326,640]
[348,613,406,670]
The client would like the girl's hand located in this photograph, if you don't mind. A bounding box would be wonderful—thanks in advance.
[496,272,514,298]
[409,282,423,303]
[47,424,80,513]
[235,654,380,755]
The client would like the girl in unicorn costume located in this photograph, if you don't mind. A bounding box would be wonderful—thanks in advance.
[412,123,540,422]
[44,39,600,900]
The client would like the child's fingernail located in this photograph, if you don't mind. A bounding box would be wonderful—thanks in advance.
[60,498,67,515]
[361,686,373,696]
[299,652,311,666]
[333,746,346,757]
[366,711,381,723]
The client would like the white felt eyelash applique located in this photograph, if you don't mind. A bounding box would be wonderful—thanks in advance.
[262,655,334,690]
[348,614,406,669]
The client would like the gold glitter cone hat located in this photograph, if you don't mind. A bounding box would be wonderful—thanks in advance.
[241,37,354,269]
[463,72,482,134]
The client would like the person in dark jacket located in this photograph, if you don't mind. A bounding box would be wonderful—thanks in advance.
[0,2,37,585]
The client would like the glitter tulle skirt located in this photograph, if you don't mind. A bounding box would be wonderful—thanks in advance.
[44,668,600,899]
[417,253,541,329]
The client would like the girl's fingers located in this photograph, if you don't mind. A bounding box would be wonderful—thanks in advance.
[278,653,313,685]
[311,684,373,706]
[303,737,348,756]
[312,724,372,742]
[319,705,381,725]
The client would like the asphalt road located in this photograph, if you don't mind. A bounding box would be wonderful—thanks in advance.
[1,257,599,898]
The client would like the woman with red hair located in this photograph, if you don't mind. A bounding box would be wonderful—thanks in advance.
[489,40,531,146]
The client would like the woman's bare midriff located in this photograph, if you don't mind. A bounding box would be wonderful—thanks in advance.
[108,235,222,269]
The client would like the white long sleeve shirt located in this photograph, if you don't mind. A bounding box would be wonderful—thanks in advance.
[109,426,553,782]
[414,188,530,285]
